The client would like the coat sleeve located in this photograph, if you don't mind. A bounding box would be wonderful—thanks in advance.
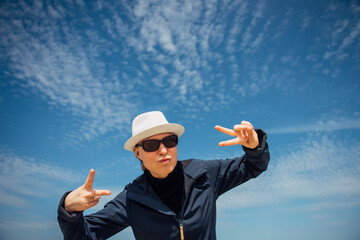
[57,187,130,240]
[204,129,270,199]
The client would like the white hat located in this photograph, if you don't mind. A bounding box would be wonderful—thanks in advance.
[124,111,185,152]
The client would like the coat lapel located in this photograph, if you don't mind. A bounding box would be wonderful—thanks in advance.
[126,174,175,216]
[126,160,207,216]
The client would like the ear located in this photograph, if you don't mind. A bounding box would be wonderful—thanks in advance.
[134,147,141,160]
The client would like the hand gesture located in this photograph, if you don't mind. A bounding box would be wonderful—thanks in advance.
[64,169,111,213]
[215,121,259,149]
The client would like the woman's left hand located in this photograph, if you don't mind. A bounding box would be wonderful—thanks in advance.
[215,121,259,149]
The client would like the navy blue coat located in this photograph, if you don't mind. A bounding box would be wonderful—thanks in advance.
[58,130,270,240]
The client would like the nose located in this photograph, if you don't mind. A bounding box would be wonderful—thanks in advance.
[158,142,168,155]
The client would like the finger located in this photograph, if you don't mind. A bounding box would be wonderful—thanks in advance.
[233,126,247,139]
[84,199,100,210]
[241,129,247,138]
[243,126,256,138]
[94,189,112,196]
[84,169,95,189]
[236,125,254,139]
[90,196,101,202]
[241,121,253,127]
[94,196,102,201]
[234,124,252,132]
[219,138,240,147]
[215,125,237,137]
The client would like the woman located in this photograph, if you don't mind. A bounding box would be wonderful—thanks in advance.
[58,111,270,239]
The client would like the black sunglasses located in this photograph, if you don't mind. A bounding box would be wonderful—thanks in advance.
[135,134,178,152]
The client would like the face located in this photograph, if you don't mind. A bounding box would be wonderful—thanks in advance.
[135,133,178,179]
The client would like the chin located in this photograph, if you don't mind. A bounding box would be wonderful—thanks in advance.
[163,161,177,176]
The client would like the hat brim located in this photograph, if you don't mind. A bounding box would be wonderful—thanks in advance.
[124,123,185,152]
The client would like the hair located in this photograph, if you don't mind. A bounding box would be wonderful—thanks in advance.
[139,160,146,171]
[134,146,146,171]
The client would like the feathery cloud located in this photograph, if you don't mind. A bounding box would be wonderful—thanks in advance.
[0,148,82,207]
[1,0,359,144]
[268,118,360,134]
[218,134,360,211]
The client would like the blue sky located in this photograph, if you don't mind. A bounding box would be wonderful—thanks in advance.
[0,0,359,239]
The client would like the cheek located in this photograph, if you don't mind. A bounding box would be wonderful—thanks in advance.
[170,147,178,157]
[140,152,157,166]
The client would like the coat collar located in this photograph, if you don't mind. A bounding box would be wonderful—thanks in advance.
[127,176,174,215]
[126,159,207,215]
[181,159,207,180]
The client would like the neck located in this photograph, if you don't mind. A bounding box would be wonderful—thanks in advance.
[146,162,184,214]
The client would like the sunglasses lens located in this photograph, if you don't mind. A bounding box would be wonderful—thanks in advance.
[141,135,178,152]
[163,135,178,148]
[142,140,161,152]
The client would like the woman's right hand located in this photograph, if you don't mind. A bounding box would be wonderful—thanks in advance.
[64,169,111,213]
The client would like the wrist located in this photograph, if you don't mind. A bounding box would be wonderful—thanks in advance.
[64,192,75,213]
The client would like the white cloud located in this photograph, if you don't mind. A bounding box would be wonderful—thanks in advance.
[302,200,360,212]
[321,6,360,63]
[134,0,150,17]
[2,0,295,128]
[218,135,360,212]
[226,1,247,53]
[0,1,137,143]
[0,149,82,207]
[0,219,58,231]
[250,19,271,49]
[1,0,221,124]
[306,54,318,62]
[268,118,360,134]
[241,0,266,50]
[329,19,349,47]
[0,189,30,208]
[301,15,311,31]
[2,0,358,141]
[339,21,360,50]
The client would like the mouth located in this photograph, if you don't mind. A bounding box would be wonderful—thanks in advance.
[158,157,171,164]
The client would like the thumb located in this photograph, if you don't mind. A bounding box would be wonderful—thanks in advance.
[84,169,95,189]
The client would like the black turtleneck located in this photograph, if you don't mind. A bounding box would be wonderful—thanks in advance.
[146,162,184,215]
